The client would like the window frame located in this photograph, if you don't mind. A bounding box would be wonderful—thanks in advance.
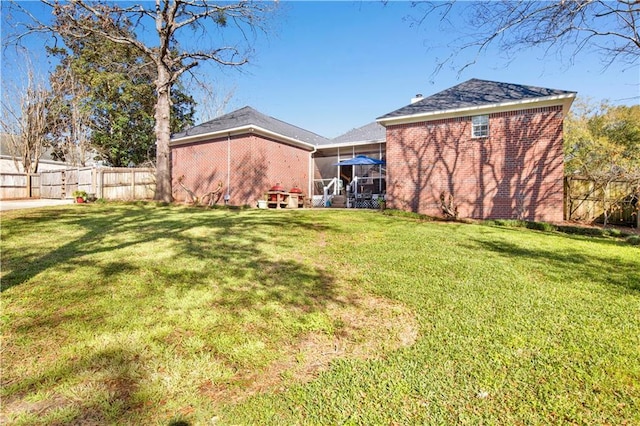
[471,114,489,138]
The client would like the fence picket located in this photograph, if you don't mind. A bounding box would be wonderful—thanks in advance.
[1,167,156,201]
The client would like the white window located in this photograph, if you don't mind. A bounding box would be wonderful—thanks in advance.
[472,115,489,138]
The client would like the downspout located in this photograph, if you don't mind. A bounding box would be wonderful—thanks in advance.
[379,142,383,194]
[309,144,317,207]
[225,133,231,204]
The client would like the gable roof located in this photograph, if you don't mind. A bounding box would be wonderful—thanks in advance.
[377,78,576,125]
[171,106,329,149]
[0,133,64,163]
[327,122,386,147]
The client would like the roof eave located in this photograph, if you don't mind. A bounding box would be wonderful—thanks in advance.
[318,139,386,150]
[170,125,316,151]
[377,93,577,127]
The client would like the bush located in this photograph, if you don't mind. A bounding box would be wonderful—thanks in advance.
[625,235,640,246]
[485,219,557,232]
[525,221,557,232]
[556,225,604,236]
[72,190,88,199]
[383,209,435,221]
[607,228,622,237]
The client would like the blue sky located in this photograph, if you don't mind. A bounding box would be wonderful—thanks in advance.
[2,1,639,138]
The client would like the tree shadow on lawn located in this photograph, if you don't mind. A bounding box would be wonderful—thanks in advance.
[1,205,351,423]
[1,206,328,291]
[1,346,150,425]
[469,235,640,294]
[2,206,342,334]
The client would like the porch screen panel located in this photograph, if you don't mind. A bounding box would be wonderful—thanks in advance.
[350,147,386,194]
[314,156,339,180]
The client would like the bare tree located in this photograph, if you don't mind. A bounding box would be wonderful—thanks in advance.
[192,79,236,122]
[0,65,54,174]
[410,1,639,77]
[14,0,274,201]
[48,64,93,167]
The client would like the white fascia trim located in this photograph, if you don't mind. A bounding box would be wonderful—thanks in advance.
[170,124,316,151]
[377,93,576,127]
[316,139,386,150]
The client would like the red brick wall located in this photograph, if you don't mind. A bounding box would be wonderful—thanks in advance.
[385,106,565,221]
[171,134,310,206]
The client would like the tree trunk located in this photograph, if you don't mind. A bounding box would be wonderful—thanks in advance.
[154,67,172,203]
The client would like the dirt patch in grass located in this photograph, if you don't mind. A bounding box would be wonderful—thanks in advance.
[0,395,69,425]
[201,294,418,404]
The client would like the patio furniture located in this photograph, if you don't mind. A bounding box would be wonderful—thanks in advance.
[267,191,289,209]
[355,192,373,208]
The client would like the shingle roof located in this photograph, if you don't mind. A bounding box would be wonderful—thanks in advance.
[171,106,330,146]
[330,122,386,145]
[378,78,576,120]
[0,133,58,162]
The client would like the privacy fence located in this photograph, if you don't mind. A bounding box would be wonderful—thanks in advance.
[2,170,638,227]
[564,176,639,227]
[1,167,155,201]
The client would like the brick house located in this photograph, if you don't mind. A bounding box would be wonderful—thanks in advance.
[170,106,327,206]
[377,79,576,221]
[171,79,575,220]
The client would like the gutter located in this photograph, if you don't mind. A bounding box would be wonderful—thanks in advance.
[170,124,316,151]
[308,144,317,202]
[317,139,386,150]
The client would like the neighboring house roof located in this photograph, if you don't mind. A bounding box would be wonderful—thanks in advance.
[0,133,98,167]
[321,122,386,149]
[0,133,64,163]
[170,106,330,150]
[1,133,56,161]
[377,78,576,126]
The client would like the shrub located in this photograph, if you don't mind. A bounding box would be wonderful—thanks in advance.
[525,221,557,232]
[72,190,88,199]
[625,235,640,246]
[383,209,434,221]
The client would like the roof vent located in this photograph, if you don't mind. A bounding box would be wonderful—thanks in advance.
[411,94,423,104]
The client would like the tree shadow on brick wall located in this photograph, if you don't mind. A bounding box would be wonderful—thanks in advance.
[389,109,563,220]
[430,123,466,213]
[391,122,466,214]
[389,128,436,213]
[172,165,223,203]
[234,149,268,206]
[485,111,563,220]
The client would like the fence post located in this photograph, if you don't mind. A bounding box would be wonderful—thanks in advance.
[99,168,104,199]
[131,169,135,199]
[636,186,640,229]
[563,176,569,221]
[92,167,97,196]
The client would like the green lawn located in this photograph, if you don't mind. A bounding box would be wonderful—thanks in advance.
[1,203,639,425]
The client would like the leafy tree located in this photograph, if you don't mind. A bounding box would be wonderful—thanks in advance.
[47,14,195,167]
[28,0,273,201]
[564,100,640,225]
[565,101,640,176]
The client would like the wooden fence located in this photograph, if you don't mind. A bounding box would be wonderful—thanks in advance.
[0,173,34,199]
[1,167,155,201]
[564,176,639,227]
[98,168,155,200]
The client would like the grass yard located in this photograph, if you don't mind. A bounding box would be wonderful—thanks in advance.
[1,203,639,425]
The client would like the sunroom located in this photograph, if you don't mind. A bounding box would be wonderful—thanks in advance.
[312,122,386,208]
